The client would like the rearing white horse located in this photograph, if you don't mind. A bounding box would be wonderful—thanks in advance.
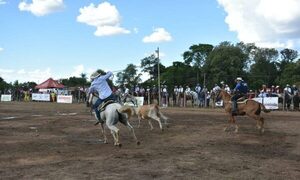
[88,93,140,147]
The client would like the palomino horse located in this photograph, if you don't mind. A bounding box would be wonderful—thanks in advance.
[216,90,270,133]
[88,93,140,146]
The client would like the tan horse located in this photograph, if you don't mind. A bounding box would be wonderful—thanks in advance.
[216,90,270,133]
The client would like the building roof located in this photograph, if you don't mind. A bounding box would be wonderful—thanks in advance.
[35,78,64,89]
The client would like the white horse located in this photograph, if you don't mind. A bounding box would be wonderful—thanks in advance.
[88,93,140,147]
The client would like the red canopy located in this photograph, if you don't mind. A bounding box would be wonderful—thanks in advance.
[35,78,64,89]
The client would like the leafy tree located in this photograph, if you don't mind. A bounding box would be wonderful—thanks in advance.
[0,77,10,93]
[140,54,165,80]
[248,48,279,89]
[204,41,248,89]
[183,44,213,82]
[161,61,195,88]
[278,59,300,86]
[116,63,141,89]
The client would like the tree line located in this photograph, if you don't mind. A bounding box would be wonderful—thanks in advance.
[1,41,299,94]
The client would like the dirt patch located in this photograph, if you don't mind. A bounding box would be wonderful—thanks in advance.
[0,102,299,179]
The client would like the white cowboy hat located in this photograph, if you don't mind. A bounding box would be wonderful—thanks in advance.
[90,71,101,80]
[236,77,243,81]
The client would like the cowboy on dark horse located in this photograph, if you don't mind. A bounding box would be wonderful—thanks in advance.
[231,77,248,115]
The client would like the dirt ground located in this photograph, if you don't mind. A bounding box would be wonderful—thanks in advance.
[0,102,299,180]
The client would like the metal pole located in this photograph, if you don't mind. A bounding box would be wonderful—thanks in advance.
[157,47,161,106]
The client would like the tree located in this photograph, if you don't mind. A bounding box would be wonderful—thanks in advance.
[278,59,300,86]
[0,77,10,93]
[116,64,141,89]
[183,44,213,82]
[204,41,248,89]
[140,54,165,80]
[280,48,298,62]
[160,61,195,88]
[248,48,279,89]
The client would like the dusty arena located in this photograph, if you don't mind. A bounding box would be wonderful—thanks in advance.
[0,102,299,179]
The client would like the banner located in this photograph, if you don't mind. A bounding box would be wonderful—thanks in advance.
[32,93,50,101]
[57,95,73,103]
[253,97,278,110]
[1,94,12,102]
[135,96,144,107]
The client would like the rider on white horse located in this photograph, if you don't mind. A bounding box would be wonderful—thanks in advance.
[88,70,115,123]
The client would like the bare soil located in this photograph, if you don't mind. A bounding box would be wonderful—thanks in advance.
[0,102,299,180]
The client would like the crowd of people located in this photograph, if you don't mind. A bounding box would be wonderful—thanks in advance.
[111,76,299,112]
[1,71,299,113]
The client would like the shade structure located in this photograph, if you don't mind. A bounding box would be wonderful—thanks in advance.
[35,78,64,89]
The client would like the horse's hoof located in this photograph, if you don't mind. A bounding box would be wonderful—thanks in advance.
[136,141,141,145]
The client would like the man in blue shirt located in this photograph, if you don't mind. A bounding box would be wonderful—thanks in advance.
[88,71,115,122]
[231,77,248,115]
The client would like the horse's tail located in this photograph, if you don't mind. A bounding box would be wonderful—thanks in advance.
[260,103,271,113]
[118,105,135,120]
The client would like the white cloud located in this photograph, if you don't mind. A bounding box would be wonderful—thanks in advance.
[18,0,64,16]
[0,47,3,52]
[217,0,300,49]
[0,68,52,83]
[143,28,172,43]
[71,64,84,77]
[0,0,6,5]
[0,65,94,84]
[77,2,130,36]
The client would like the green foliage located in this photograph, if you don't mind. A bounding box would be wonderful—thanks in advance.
[204,42,248,89]
[116,63,141,89]
[278,60,300,86]
[248,48,279,89]
[140,54,166,80]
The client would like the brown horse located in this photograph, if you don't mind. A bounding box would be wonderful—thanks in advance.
[216,90,270,133]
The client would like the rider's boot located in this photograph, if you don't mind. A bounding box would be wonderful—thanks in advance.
[94,108,103,125]
[231,101,237,116]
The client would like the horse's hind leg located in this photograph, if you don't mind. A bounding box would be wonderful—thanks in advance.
[107,125,121,146]
[125,121,140,145]
[151,115,163,131]
[147,119,154,130]
[99,123,108,143]
[248,114,264,134]
[259,117,265,134]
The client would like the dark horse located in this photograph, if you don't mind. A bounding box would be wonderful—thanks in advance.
[216,90,270,134]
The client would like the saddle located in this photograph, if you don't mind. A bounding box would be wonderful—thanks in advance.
[237,97,248,104]
[98,100,116,112]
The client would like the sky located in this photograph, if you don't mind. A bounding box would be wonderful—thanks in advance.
[1,0,300,84]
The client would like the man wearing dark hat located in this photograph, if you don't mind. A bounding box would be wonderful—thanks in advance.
[231,77,248,115]
[88,71,114,122]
